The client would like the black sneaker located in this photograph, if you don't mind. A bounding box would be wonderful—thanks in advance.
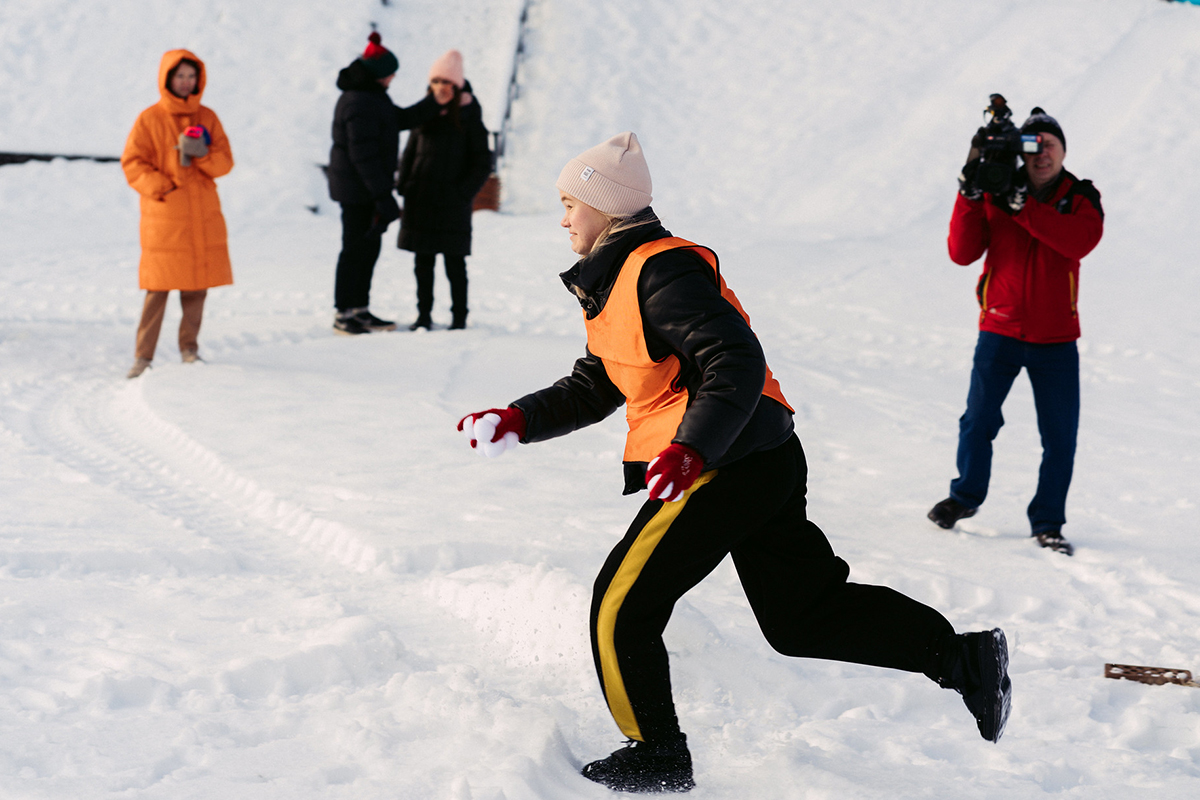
[928,497,978,529]
[1034,530,1074,556]
[333,314,370,335]
[408,315,432,331]
[581,738,695,794]
[354,309,397,332]
[941,629,1011,743]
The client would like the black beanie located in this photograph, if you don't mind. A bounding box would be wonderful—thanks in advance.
[1021,107,1065,151]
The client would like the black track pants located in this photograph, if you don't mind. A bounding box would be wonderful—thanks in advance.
[588,434,956,743]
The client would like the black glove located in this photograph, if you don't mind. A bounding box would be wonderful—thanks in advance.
[367,194,400,237]
[970,126,989,151]
[958,157,984,201]
[1001,176,1029,215]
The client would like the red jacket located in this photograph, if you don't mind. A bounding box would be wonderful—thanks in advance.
[948,169,1103,343]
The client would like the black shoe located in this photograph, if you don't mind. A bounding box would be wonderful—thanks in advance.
[353,309,397,332]
[1034,530,1074,556]
[940,629,1011,743]
[581,738,695,794]
[928,497,977,529]
[408,315,432,331]
[333,314,370,335]
[448,314,467,330]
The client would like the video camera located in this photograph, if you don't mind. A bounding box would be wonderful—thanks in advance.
[971,94,1043,195]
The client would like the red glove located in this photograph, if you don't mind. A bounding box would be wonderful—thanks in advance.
[645,443,705,502]
[457,407,527,458]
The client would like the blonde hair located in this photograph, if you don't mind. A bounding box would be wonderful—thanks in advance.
[586,206,657,257]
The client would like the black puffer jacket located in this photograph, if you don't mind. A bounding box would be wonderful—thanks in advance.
[513,215,794,494]
[396,89,491,256]
[327,59,441,205]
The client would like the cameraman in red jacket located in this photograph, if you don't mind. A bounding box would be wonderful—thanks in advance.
[928,108,1104,556]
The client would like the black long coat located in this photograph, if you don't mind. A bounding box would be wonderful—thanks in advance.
[327,60,440,205]
[396,95,491,256]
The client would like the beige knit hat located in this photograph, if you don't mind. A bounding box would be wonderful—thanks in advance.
[556,132,653,216]
[428,49,464,88]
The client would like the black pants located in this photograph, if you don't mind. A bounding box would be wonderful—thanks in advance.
[334,203,382,312]
[413,252,467,319]
[589,435,956,743]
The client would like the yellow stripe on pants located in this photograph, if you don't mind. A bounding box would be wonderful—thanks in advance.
[595,471,715,741]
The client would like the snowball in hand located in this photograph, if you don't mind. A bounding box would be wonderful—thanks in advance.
[646,472,680,502]
[470,413,518,458]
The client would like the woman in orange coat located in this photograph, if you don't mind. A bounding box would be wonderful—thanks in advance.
[121,49,233,378]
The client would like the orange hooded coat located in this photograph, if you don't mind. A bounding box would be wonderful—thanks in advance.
[121,50,233,291]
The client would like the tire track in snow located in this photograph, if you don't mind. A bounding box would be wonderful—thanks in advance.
[0,426,562,799]
[1,366,587,800]
[1,373,384,574]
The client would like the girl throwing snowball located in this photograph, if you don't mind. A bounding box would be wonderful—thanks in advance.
[458,132,1011,794]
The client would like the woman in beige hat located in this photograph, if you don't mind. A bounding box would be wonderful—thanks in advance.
[456,132,1010,793]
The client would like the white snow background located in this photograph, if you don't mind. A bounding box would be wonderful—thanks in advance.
[2,0,1200,797]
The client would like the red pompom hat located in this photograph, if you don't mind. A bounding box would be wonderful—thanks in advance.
[360,32,399,79]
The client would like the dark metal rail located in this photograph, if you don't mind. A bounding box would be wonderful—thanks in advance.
[494,0,534,161]
[0,152,120,167]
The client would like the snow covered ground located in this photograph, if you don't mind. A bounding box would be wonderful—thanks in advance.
[2,0,1200,797]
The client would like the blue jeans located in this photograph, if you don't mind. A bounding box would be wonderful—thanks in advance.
[950,331,1079,534]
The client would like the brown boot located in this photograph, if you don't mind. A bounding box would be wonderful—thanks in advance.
[127,358,152,379]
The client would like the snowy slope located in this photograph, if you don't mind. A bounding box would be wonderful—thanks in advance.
[3,1,1200,798]
[0,0,524,217]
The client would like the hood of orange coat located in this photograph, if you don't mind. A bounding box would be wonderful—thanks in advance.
[157,49,206,113]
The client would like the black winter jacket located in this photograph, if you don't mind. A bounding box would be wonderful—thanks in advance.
[512,216,794,494]
[397,90,492,256]
[327,60,441,205]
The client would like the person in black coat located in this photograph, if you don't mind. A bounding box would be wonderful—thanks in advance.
[327,33,443,336]
[396,49,492,331]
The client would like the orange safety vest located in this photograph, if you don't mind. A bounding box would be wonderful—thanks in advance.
[584,237,792,463]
